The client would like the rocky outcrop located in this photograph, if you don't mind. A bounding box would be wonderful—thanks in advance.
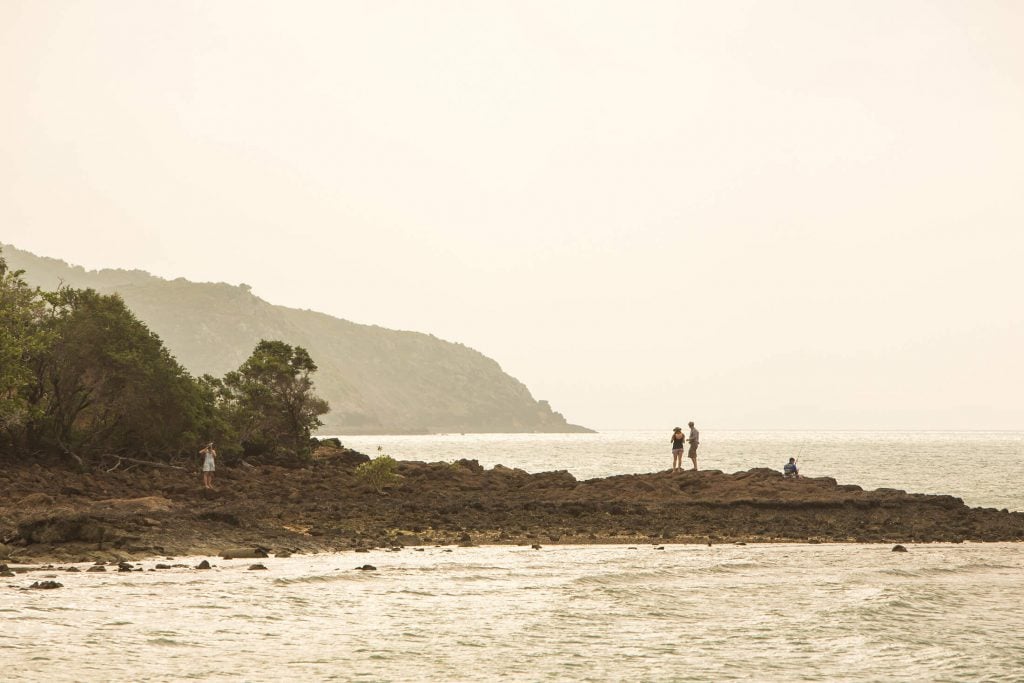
[1,456,1021,563]
[2,244,591,434]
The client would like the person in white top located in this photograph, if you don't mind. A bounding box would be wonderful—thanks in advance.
[199,442,217,489]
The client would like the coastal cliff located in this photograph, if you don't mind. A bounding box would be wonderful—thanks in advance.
[2,451,1021,563]
[1,244,590,434]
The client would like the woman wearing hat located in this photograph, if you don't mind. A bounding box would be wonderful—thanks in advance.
[670,427,685,472]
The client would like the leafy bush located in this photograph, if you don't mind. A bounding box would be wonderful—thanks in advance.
[355,455,400,493]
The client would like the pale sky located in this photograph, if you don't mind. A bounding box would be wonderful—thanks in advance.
[3,1,1023,430]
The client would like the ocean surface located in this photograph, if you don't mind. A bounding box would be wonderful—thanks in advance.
[5,430,1024,681]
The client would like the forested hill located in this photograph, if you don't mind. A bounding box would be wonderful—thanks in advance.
[3,244,591,435]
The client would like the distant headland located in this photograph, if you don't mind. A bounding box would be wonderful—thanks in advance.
[1,243,593,435]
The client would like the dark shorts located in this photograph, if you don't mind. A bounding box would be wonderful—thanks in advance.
[688,444,698,456]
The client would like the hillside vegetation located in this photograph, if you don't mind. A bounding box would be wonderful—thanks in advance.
[3,244,589,434]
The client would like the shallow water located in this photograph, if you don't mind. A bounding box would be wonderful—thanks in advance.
[5,544,1024,681]
[5,431,1024,680]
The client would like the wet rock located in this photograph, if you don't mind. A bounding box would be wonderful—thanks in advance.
[17,516,108,544]
[393,534,422,547]
[531,544,542,550]
[220,547,269,559]
[354,548,370,553]
[356,564,377,571]
[65,567,81,573]
[892,544,908,552]
[413,548,425,552]
[29,581,63,589]
[195,560,212,569]
[442,549,453,553]
[627,547,638,550]
[654,546,665,550]
[248,563,268,570]
[86,565,106,573]
[117,562,134,572]
[154,564,172,570]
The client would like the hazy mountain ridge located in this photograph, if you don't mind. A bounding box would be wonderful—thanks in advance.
[3,244,590,434]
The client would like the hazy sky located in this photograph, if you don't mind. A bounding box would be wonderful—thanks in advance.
[3,1,1023,430]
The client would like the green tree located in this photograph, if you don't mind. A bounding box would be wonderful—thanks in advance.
[0,251,47,449]
[26,287,208,461]
[222,340,329,459]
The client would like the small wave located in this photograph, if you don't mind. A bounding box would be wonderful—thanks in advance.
[572,568,690,586]
[272,573,369,586]
[147,637,186,647]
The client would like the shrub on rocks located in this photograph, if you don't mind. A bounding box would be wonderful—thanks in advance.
[355,455,399,493]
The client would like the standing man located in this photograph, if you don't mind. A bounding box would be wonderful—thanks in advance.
[687,421,699,471]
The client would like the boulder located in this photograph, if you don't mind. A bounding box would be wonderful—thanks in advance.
[29,581,63,589]
[892,544,908,552]
[86,565,106,573]
[195,560,212,569]
[393,534,423,547]
[355,564,376,571]
[220,547,269,559]
[248,563,268,570]
[117,562,134,572]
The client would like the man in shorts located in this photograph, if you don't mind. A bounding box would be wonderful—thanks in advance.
[686,421,699,471]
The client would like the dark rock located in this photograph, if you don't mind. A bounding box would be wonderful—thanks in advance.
[531,544,542,550]
[414,548,425,552]
[117,562,133,572]
[220,547,269,559]
[654,546,665,550]
[892,544,908,552]
[0,570,14,577]
[65,567,81,572]
[154,564,172,570]
[198,511,241,527]
[86,565,106,573]
[393,534,423,546]
[29,581,63,589]
[354,548,370,553]
[248,563,268,570]
[195,560,212,569]
[356,564,377,571]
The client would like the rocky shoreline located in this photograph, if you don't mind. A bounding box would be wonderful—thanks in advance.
[2,446,1023,564]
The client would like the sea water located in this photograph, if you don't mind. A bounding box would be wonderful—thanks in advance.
[4,431,1023,681]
